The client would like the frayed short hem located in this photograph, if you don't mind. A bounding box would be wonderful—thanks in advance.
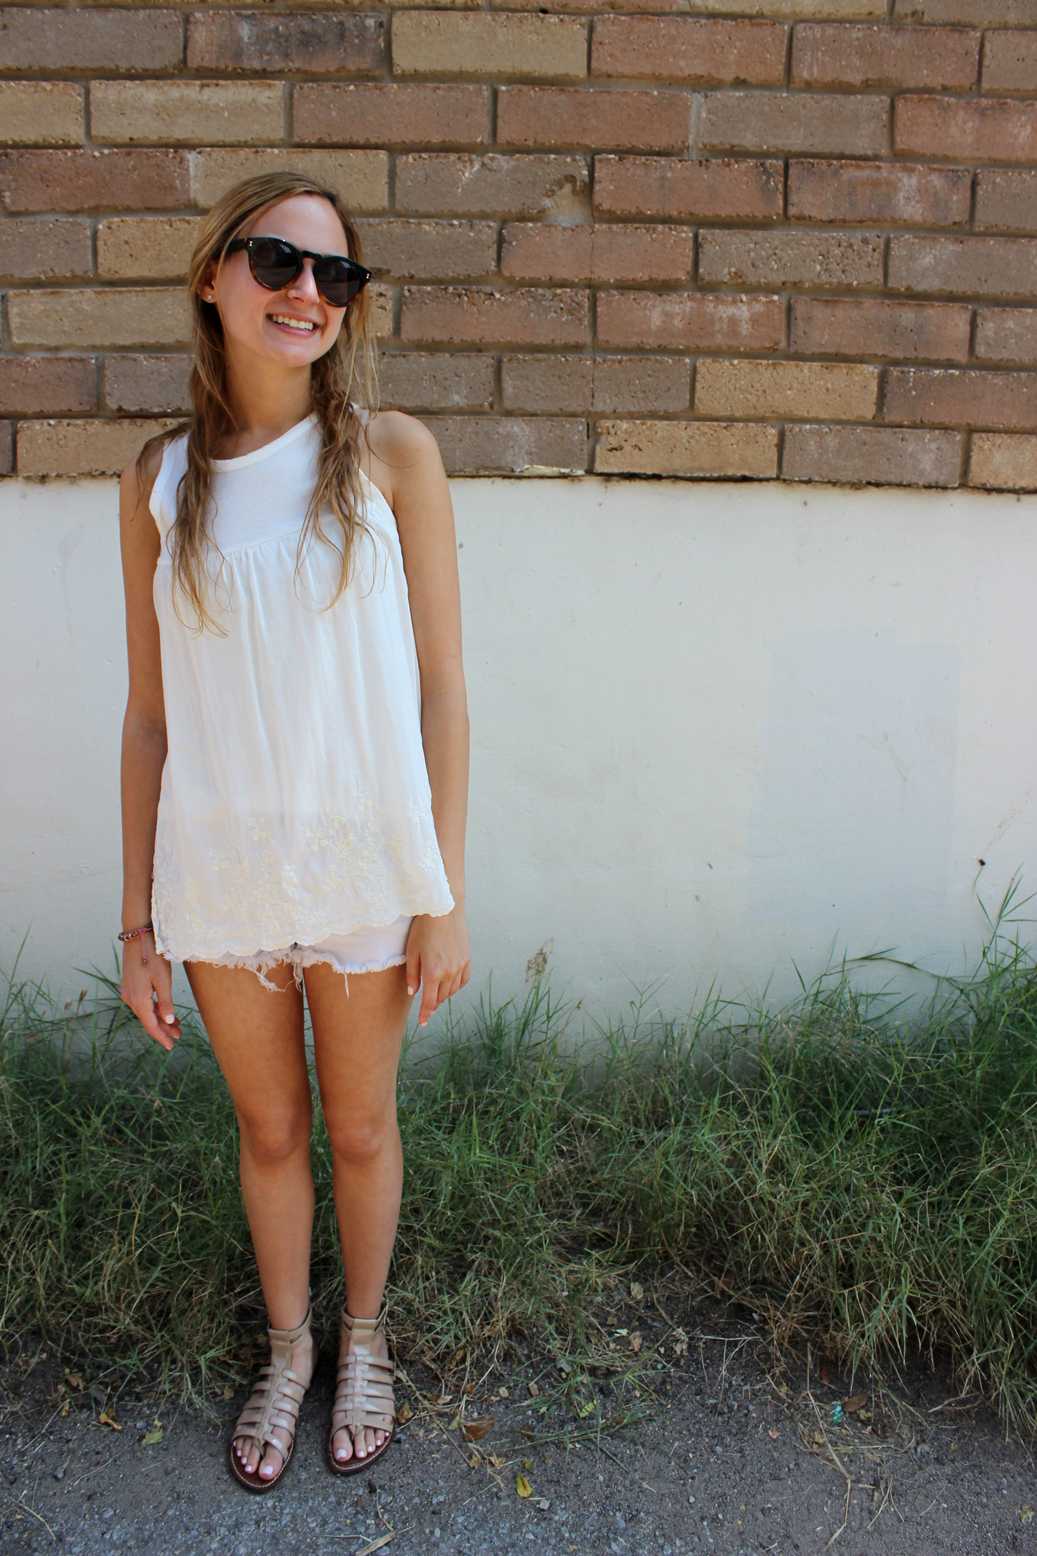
[197,949,410,998]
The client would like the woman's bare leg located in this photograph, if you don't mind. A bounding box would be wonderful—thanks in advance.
[306,958,412,1465]
[184,957,315,1482]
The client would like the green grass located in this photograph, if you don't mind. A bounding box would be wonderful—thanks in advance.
[2,885,1037,1438]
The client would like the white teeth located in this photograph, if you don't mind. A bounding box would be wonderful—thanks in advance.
[270,315,316,332]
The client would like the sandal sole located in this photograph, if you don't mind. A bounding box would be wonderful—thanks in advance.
[227,1436,295,1493]
[325,1425,395,1477]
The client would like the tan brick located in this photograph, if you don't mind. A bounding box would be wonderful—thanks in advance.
[367,283,394,340]
[982,32,1037,93]
[597,291,785,352]
[188,12,384,74]
[884,367,1037,430]
[17,417,183,479]
[497,87,688,154]
[976,170,1037,234]
[392,14,587,81]
[501,223,693,284]
[193,149,388,212]
[395,153,587,218]
[975,308,1037,367]
[8,289,190,349]
[783,424,961,487]
[103,354,191,414]
[788,158,970,226]
[969,433,1037,490]
[896,97,1037,163]
[699,230,882,289]
[355,218,495,281]
[0,7,182,72]
[97,217,199,282]
[420,415,588,474]
[295,85,490,148]
[91,82,284,146]
[376,351,495,410]
[699,91,888,156]
[595,419,778,478]
[792,24,978,90]
[895,1,1035,23]
[592,17,785,85]
[792,297,971,361]
[0,218,91,282]
[0,356,96,416]
[608,1,884,13]
[0,149,189,213]
[502,354,690,413]
[889,236,1037,299]
[0,83,84,145]
[401,286,589,348]
[594,155,782,220]
[696,358,878,420]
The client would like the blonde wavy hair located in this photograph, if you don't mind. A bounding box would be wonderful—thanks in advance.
[135,169,381,636]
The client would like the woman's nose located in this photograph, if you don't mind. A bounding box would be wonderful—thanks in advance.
[286,259,321,303]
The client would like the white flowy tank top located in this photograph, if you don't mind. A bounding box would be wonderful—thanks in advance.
[147,409,455,962]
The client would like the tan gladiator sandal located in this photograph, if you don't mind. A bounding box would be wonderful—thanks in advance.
[326,1300,396,1476]
[227,1300,315,1493]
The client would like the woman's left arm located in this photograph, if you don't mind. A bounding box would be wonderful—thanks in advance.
[382,412,471,1025]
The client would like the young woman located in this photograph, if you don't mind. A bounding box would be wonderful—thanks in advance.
[117,170,470,1491]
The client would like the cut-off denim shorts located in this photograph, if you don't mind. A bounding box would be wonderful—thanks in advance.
[196,913,413,997]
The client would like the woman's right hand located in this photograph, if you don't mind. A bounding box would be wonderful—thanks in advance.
[119,935,182,1051]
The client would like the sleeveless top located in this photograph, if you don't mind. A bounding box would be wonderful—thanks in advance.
[147,409,455,963]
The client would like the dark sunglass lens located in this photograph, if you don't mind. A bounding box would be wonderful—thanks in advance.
[249,236,300,289]
[315,258,368,307]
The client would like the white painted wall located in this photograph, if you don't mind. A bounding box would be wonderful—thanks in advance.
[2,474,1034,1036]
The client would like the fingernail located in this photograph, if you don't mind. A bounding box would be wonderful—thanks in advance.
[407,985,414,995]
[164,1013,175,1023]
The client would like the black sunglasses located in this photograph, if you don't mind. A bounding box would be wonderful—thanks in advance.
[224,235,374,307]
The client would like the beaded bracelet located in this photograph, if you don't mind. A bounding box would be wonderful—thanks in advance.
[118,921,154,943]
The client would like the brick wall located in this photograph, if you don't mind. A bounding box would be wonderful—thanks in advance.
[2,1,1037,488]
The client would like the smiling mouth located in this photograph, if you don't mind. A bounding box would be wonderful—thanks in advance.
[268,314,319,335]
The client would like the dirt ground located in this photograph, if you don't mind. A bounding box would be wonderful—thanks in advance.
[3,1292,1035,1556]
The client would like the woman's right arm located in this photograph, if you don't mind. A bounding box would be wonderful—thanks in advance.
[117,445,182,1050]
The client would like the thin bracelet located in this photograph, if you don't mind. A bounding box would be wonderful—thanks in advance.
[118,921,154,942]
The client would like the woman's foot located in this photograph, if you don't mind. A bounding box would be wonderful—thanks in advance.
[329,1304,396,1471]
[230,1307,316,1488]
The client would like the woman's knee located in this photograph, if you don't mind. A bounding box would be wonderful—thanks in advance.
[326,1106,398,1166]
[236,1104,313,1165]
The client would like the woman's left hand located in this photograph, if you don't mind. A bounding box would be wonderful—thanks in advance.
[406,901,471,1028]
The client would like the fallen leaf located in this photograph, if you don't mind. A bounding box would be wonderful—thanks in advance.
[140,1420,164,1446]
[629,1332,643,1354]
[462,1417,494,1442]
[466,1451,481,1468]
[844,1393,869,1414]
[64,1372,85,1391]
[576,1399,595,1420]
[396,1401,414,1425]
[515,1473,533,1499]
[487,1453,505,1469]
[630,1281,644,1302]
[527,1380,540,1398]
[98,1410,122,1431]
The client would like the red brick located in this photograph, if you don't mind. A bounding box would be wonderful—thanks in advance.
[595,419,778,479]
[396,154,588,218]
[497,87,688,154]
[295,85,490,148]
[0,7,182,73]
[889,236,1037,299]
[699,230,882,289]
[792,297,971,361]
[592,17,785,85]
[355,218,496,282]
[0,355,96,416]
[501,223,693,285]
[419,416,588,474]
[896,97,1037,163]
[392,14,587,81]
[975,308,1037,367]
[596,292,784,353]
[982,31,1037,93]
[788,159,970,227]
[884,367,1037,431]
[783,424,961,488]
[699,91,888,156]
[969,433,1037,490]
[792,24,978,91]
[976,170,1037,234]
[188,12,385,74]
[377,352,496,411]
[103,354,190,415]
[401,286,589,348]
[594,155,782,221]
[0,149,189,213]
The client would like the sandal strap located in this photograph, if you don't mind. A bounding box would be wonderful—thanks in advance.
[234,1301,313,1457]
[333,1301,395,1436]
